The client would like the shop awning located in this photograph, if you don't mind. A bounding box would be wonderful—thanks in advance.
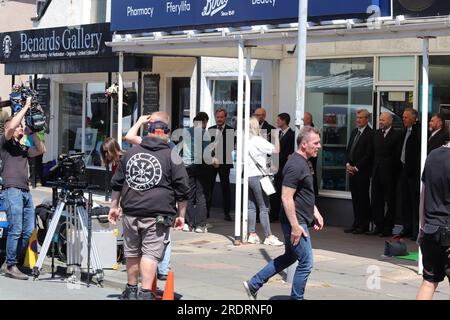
[107,17,450,57]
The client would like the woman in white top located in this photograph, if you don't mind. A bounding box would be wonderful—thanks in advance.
[247,117,283,246]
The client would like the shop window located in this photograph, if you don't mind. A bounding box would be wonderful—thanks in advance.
[211,79,262,126]
[379,56,415,81]
[305,58,374,192]
[58,83,83,155]
[420,55,450,131]
[85,83,109,168]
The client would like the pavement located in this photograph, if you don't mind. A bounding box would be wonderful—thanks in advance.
[2,186,448,300]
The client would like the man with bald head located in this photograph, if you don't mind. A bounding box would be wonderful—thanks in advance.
[124,111,170,145]
[367,112,401,236]
[254,108,275,141]
[427,113,447,154]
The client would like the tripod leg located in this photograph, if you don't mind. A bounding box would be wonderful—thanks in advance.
[66,205,73,275]
[87,192,92,287]
[33,201,66,279]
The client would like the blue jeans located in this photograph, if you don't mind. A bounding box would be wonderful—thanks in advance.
[248,223,313,300]
[158,233,171,275]
[5,188,35,267]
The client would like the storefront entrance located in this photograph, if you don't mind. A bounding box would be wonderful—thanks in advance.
[171,78,191,130]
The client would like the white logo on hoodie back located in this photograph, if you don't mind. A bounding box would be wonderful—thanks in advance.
[126,153,162,191]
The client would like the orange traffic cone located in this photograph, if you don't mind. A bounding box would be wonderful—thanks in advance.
[162,271,174,300]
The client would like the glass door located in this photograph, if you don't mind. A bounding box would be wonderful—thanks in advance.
[376,87,414,131]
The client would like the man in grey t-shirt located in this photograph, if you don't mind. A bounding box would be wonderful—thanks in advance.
[1,97,45,280]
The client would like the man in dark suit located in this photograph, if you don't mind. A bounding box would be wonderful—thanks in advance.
[397,108,421,240]
[367,112,401,236]
[206,108,234,221]
[427,113,447,155]
[254,108,275,142]
[270,113,295,222]
[344,109,374,234]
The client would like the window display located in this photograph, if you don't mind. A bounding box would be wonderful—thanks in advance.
[211,79,261,126]
[305,58,374,192]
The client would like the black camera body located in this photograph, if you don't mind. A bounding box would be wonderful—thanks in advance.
[49,153,87,189]
[8,85,46,133]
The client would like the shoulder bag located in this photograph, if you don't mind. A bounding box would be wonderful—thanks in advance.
[248,152,276,196]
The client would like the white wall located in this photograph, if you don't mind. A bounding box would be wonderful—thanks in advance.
[0,0,35,105]
[278,57,297,127]
[152,56,197,122]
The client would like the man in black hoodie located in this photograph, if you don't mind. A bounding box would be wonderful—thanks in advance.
[109,116,189,300]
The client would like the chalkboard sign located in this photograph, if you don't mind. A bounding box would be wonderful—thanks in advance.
[36,78,51,133]
[143,74,160,116]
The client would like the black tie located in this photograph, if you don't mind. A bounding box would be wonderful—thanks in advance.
[280,130,285,139]
[349,130,361,162]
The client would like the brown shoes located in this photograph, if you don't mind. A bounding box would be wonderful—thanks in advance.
[5,265,29,280]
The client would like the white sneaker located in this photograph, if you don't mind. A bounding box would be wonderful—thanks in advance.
[182,224,191,232]
[194,226,208,233]
[263,236,283,246]
[247,234,261,244]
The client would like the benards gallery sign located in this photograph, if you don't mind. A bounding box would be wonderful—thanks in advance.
[111,0,391,32]
[0,23,113,63]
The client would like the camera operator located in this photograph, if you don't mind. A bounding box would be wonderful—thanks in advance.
[1,97,46,280]
[108,116,189,300]
[416,134,450,300]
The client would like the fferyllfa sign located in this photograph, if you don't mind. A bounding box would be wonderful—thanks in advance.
[0,23,113,63]
[111,0,390,32]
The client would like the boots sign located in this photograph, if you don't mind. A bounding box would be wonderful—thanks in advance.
[0,23,113,63]
[111,0,391,32]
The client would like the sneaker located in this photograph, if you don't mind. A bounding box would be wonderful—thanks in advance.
[119,284,138,300]
[194,226,208,233]
[182,224,191,232]
[243,281,257,300]
[263,235,283,246]
[5,265,28,280]
[247,234,261,244]
[138,290,156,300]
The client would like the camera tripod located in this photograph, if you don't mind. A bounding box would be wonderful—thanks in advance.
[32,188,104,285]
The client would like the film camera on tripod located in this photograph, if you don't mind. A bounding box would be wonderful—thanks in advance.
[33,153,106,284]
[34,153,121,284]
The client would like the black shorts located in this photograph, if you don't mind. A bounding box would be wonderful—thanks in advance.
[420,233,450,283]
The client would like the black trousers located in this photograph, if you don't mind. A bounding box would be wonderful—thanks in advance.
[186,167,208,228]
[349,172,371,230]
[371,170,396,233]
[396,168,420,237]
[205,165,231,216]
